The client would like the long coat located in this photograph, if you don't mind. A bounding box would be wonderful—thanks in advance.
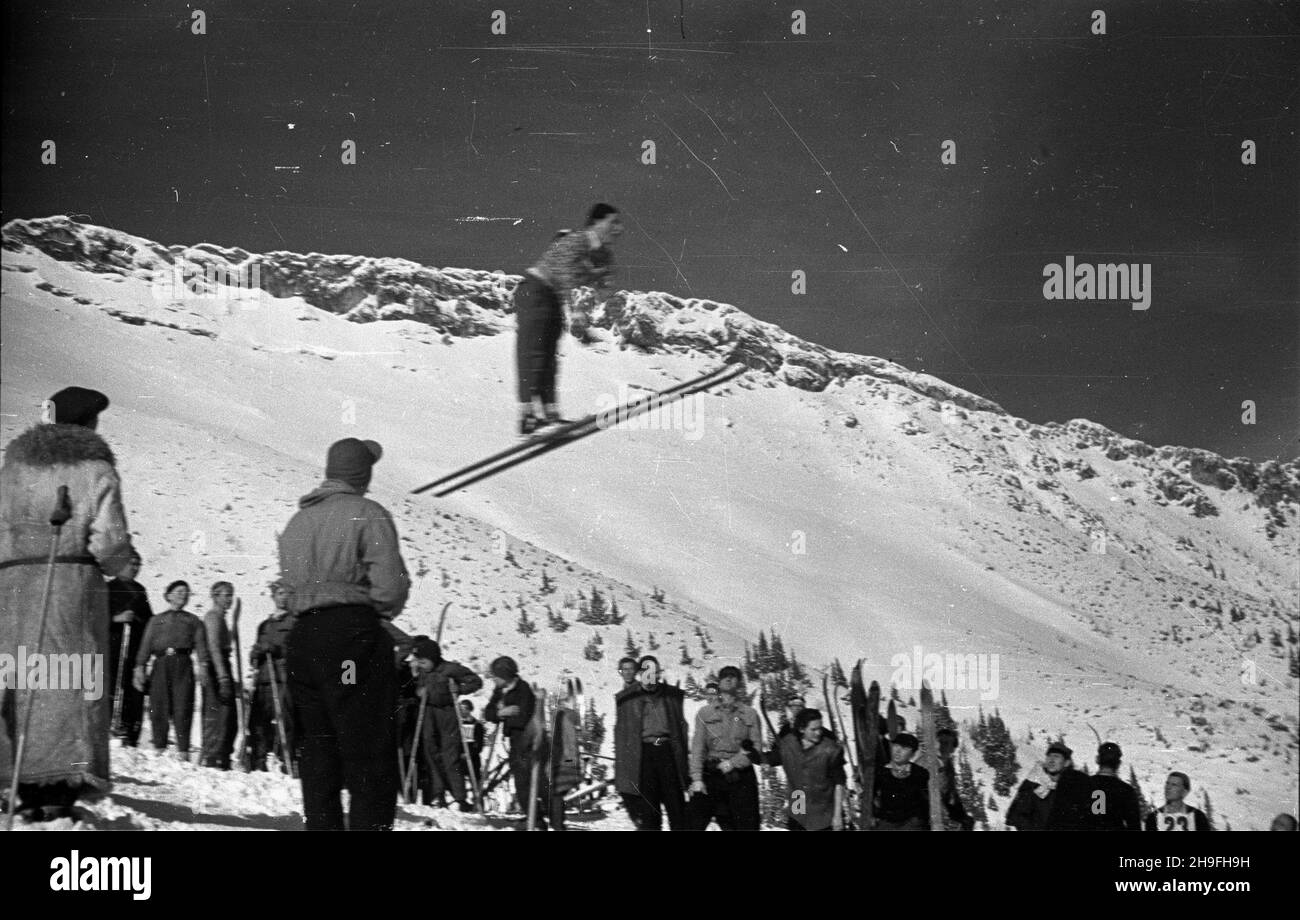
[613,683,690,795]
[0,423,133,793]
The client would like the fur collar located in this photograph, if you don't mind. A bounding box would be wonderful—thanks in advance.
[4,424,116,467]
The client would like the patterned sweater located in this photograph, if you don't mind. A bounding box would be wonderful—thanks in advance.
[528,229,614,295]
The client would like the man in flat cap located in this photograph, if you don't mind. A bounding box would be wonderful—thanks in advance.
[1,387,134,821]
[279,437,411,830]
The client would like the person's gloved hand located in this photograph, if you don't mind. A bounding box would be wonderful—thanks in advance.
[132,666,146,693]
[218,676,234,704]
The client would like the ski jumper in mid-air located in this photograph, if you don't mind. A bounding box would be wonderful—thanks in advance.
[514,202,623,435]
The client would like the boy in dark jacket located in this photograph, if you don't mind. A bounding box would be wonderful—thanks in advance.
[1007,740,1073,830]
[1076,742,1141,831]
[133,581,209,759]
[107,551,153,747]
[246,581,297,772]
[411,636,483,811]
[458,700,486,791]
[483,656,547,827]
[874,733,931,830]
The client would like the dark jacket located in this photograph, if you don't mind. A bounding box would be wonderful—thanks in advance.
[1045,767,1094,830]
[108,577,153,678]
[613,683,690,794]
[278,480,410,618]
[938,756,975,830]
[875,761,931,826]
[416,659,484,708]
[1085,774,1142,830]
[1008,765,1067,831]
[484,679,537,743]
[250,611,297,685]
[765,733,846,830]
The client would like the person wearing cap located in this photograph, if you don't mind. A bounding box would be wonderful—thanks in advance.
[514,203,623,435]
[1007,740,1074,831]
[410,636,483,811]
[689,664,763,830]
[1062,741,1140,831]
[483,656,548,828]
[107,549,154,747]
[1,386,135,821]
[872,732,932,830]
[245,580,298,771]
[133,580,209,757]
[1144,772,1212,831]
[279,437,411,831]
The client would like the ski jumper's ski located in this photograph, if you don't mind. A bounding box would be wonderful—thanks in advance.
[921,681,945,831]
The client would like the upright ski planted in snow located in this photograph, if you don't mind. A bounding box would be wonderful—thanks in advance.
[920,681,945,831]
[850,663,880,831]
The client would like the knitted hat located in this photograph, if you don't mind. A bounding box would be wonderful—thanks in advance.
[412,636,441,663]
[891,732,920,752]
[1046,740,1073,759]
[490,656,518,680]
[325,438,383,491]
[48,386,109,427]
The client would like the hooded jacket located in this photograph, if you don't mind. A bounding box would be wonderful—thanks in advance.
[0,423,134,793]
[277,480,410,617]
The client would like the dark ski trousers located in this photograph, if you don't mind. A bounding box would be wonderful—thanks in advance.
[287,605,398,831]
[691,765,761,830]
[507,727,548,821]
[630,741,687,831]
[148,652,195,753]
[247,667,295,771]
[200,655,237,768]
[421,704,466,803]
[514,275,565,406]
[108,626,145,745]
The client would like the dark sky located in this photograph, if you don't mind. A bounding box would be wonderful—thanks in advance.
[4,0,1297,460]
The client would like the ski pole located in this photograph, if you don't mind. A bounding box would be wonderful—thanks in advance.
[451,679,484,814]
[405,686,427,803]
[267,658,294,777]
[5,486,72,831]
[111,621,131,735]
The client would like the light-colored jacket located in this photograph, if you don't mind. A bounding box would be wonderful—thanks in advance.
[690,699,763,782]
[0,423,133,792]
[278,480,410,618]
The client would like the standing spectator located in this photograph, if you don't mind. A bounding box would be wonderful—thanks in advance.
[279,437,410,831]
[1007,740,1073,831]
[1144,772,1212,831]
[483,656,547,829]
[133,581,209,760]
[763,707,846,831]
[874,733,931,830]
[107,550,153,747]
[200,581,237,769]
[613,655,690,830]
[617,656,638,690]
[410,636,483,812]
[1080,742,1141,830]
[1,386,134,821]
[246,580,297,772]
[689,665,763,830]
[458,700,486,794]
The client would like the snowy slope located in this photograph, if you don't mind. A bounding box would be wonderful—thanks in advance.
[2,216,1296,830]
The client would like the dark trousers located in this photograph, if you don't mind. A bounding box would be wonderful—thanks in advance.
[514,275,564,406]
[630,741,687,831]
[148,653,195,753]
[691,765,761,830]
[286,606,398,831]
[421,704,466,803]
[507,728,549,823]
[108,626,145,745]
[247,667,296,771]
[200,656,237,768]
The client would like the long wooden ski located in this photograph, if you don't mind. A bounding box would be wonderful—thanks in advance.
[850,662,880,831]
[920,681,945,831]
[526,687,547,830]
[416,363,746,497]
